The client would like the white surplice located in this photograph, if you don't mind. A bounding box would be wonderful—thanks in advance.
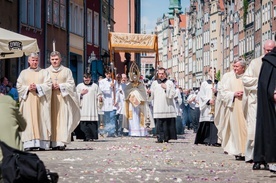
[76,83,102,121]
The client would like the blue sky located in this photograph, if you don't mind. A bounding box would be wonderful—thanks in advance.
[141,0,190,33]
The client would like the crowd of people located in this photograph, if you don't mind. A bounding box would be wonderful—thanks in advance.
[0,37,275,176]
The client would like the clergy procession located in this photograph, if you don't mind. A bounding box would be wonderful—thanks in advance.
[0,38,276,181]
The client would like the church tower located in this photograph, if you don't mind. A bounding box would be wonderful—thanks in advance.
[168,0,183,17]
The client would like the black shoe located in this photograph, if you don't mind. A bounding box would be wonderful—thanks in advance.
[24,148,32,151]
[210,143,221,147]
[52,146,65,151]
[58,146,65,150]
[155,140,163,143]
[24,147,37,151]
[164,140,169,143]
[84,138,94,142]
[235,156,245,161]
[253,163,261,170]
[264,163,269,170]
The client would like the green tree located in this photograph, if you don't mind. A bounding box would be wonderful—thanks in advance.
[216,70,221,81]
[243,0,249,29]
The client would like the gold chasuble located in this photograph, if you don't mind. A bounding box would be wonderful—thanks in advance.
[48,65,80,144]
[17,68,52,143]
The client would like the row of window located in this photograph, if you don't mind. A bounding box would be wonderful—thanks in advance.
[20,0,109,50]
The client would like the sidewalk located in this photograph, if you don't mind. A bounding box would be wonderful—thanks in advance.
[36,130,275,183]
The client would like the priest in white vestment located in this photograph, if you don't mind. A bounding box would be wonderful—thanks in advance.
[214,71,231,145]
[47,51,80,150]
[17,53,52,150]
[76,73,102,141]
[221,58,247,160]
[241,56,263,162]
[123,72,149,137]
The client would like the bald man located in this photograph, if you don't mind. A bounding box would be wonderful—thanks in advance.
[242,40,275,166]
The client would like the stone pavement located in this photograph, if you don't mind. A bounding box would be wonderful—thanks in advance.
[36,130,276,183]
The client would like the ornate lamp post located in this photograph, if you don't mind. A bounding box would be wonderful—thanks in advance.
[87,51,96,74]
[101,52,110,74]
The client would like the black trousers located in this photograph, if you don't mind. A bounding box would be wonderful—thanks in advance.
[155,118,177,142]
[80,121,98,140]
[194,121,218,145]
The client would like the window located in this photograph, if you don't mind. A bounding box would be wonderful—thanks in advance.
[192,39,196,53]
[207,51,210,66]
[268,2,271,20]
[94,12,99,45]
[47,0,53,23]
[230,50,233,63]
[53,0,60,26]
[102,18,108,50]
[48,0,66,29]
[21,0,28,24]
[145,64,153,77]
[265,4,268,22]
[262,5,265,24]
[87,9,92,43]
[188,38,192,49]
[226,36,229,48]
[78,7,83,35]
[27,0,35,26]
[60,4,66,29]
[189,58,192,72]
[70,3,83,35]
[69,3,74,31]
[211,20,216,32]
[21,0,41,28]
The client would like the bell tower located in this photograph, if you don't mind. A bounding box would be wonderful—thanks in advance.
[168,0,183,17]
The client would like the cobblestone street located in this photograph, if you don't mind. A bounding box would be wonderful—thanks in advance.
[36,131,276,183]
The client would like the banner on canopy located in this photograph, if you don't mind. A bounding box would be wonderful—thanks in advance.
[109,32,158,53]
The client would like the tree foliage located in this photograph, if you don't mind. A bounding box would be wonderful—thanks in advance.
[243,0,249,30]
[216,70,221,81]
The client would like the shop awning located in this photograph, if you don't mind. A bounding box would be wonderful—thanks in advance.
[0,28,39,59]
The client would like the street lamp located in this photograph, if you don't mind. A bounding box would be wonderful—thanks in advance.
[87,51,96,74]
[101,52,110,73]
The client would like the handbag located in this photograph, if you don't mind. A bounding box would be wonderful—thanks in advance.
[0,141,58,183]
